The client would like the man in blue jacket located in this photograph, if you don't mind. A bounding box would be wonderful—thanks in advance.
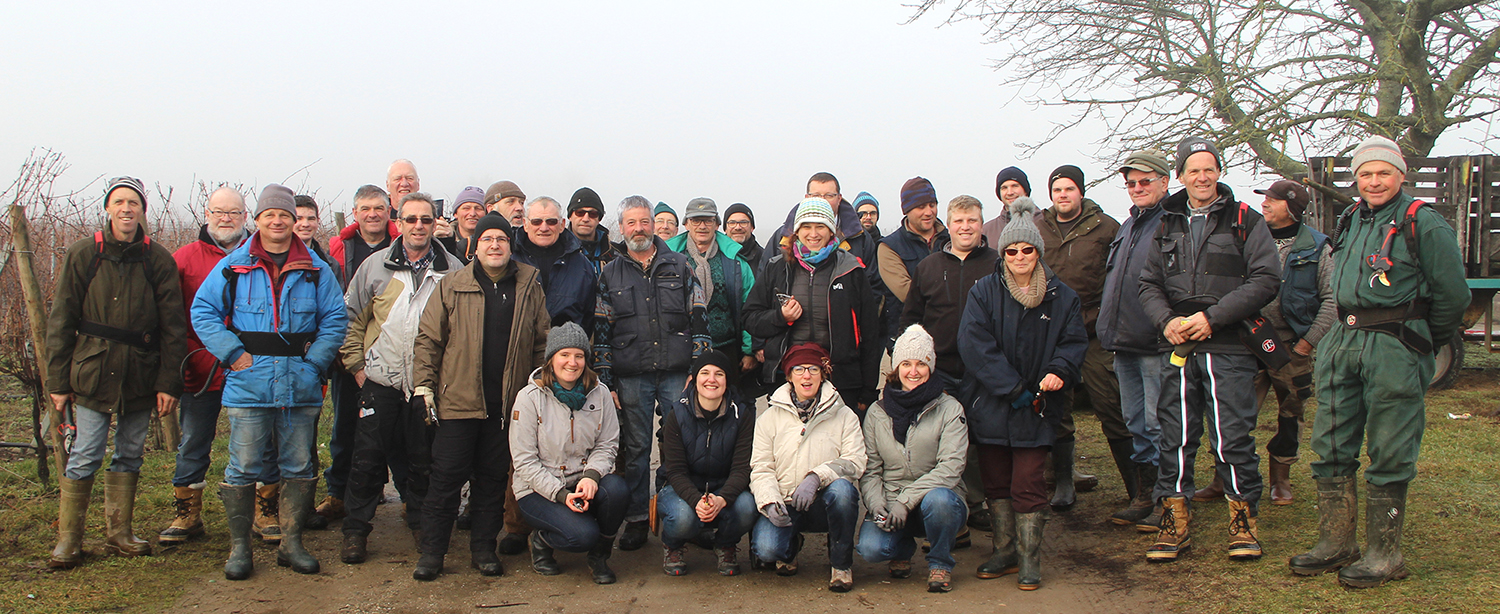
[191,184,349,581]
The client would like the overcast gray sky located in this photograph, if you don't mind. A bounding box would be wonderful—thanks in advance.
[3,2,1491,236]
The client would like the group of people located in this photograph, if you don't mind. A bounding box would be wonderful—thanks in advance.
[43,134,1465,594]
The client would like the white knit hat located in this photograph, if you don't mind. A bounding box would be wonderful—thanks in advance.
[891,324,936,371]
[792,197,838,235]
[1351,135,1407,175]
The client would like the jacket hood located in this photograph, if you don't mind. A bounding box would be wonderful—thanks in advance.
[665,230,744,261]
[1161,183,1237,216]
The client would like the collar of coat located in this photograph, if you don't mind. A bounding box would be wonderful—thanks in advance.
[384,239,456,273]
[1160,182,1237,217]
[247,232,314,270]
[1042,199,1106,237]
[338,220,402,244]
[767,380,845,421]
[665,229,745,262]
[195,224,246,255]
[525,367,610,409]
[448,258,537,293]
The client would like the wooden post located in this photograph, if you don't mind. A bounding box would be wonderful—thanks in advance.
[333,212,345,230]
[9,205,66,478]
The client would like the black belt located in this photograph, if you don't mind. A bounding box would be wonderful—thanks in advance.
[234,331,316,357]
[1338,302,1432,354]
[78,321,159,350]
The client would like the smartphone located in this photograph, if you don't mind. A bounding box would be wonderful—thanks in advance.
[433,198,446,220]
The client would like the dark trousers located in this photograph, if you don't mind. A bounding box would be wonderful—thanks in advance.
[1254,349,1314,464]
[1155,352,1262,505]
[750,479,860,570]
[976,444,1050,513]
[421,413,509,556]
[1057,338,1130,442]
[516,473,630,552]
[323,371,360,499]
[342,382,433,536]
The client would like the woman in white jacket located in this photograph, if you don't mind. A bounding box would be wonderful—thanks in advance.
[509,322,627,585]
[749,342,866,593]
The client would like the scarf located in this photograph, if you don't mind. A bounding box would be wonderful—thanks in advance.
[550,381,586,412]
[793,395,817,423]
[793,241,838,272]
[1003,265,1047,309]
[881,377,943,445]
[686,237,719,304]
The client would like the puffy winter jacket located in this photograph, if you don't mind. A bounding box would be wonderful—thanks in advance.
[190,233,348,409]
[862,391,968,513]
[340,242,460,394]
[174,225,243,394]
[1098,201,1167,354]
[749,381,866,509]
[513,228,599,330]
[509,371,620,502]
[329,221,400,287]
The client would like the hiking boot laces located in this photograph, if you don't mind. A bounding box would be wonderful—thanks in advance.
[1228,506,1259,546]
[1158,503,1180,537]
[173,495,194,519]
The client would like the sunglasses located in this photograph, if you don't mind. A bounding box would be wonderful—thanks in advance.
[528,218,562,227]
[401,216,435,225]
[571,209,602,220]
[1004,246,1037,257]
[1124,177,1159,189]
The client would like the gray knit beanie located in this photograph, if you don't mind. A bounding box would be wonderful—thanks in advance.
[545,321,590,363]
[255,184,297,219]
[890,324,935,371]
[997,196,1044,257]
[1351,135,1408,175]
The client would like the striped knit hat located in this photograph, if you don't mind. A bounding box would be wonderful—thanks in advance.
[900,177,937,213]
[792,197,837,234]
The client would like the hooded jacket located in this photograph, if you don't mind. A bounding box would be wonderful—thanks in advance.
[862,391,968,513]
[413,259,550,421]
[666,230,756,355]
[329,221,401,287]
[190,232,348,409]
[46,223,188,413]
[1038,199,1120,337]
[513,228,600,331]
[508,370,620,503]
[899,244,1001,377]
[749,381,866,509]
[340,241,460,394]
[173,225,245,394]
[1098,200,1168,354]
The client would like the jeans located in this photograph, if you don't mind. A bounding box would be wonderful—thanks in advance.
[855,487,966,571]
[750,479,859,570]
[323,371,361,499]
[343,382,433,536]
[613,371,688,522]
[656,486,758,549]
[517,473,629,552]
[173,389,280,487]
[223,406,320,486]
[65,405,151,481]
[422,413,509,556]
[1115,351,1164,465]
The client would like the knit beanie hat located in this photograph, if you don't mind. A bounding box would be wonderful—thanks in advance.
[654,202,677,222]
[255,184,297,219]
[484,181,525,204]
[781,342,832,376]
[104,176,148,211]
[890,325,936,371]
[722,202,755,229]
[1175,136,1223,176]
[568,187,604,215]
[995,167,1031,199]
[1351,135,1407,175]
[454,186,486,208]
[852,192,879,209]
[1048,165,1086,199]
[690,349,734,380]
[997,196,1044,256]
[899,177,937,213]
[792,197,837,235]
[472,211,511,243]
[545,321,590,363]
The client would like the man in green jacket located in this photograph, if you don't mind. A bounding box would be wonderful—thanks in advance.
[1288,136,1468,588]
[45,176,187,569]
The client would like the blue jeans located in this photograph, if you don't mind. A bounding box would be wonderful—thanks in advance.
[855,487,967,571]
[613,371,688,522]
[750,479,859,570]
[64,405,150,481]
[1115,352,1164,465]
[224,406,320,487]
[656,486,758,549]
[172,389,280,487]
[517,473,630,552]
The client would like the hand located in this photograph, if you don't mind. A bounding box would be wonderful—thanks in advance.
[1039,373,1064,392]
[762,501,792,528]
[780,297,803,323]
[565,491,590,513]
[1293,339,1313,356]
[611,391,621,410]
[230,352,254,371]
[790,473,821,511]
[696,494,726,523]
[755,349,765,363]
[885,502,909,531]
[50,393,73,414]
[858,402,868,413]
[741,355,759,373]
[1181,312,1213,341]
[432,218,454,238]
[354,369,368,387]
[1163,318,1189,345]
[868,499,888,525]
[576,476,599,500]
[413,385,438,424]
[156,392,179,418]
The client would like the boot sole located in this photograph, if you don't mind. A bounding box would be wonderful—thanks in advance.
[1134,523,1159,533]
[1228,549,1264,561]
[975,566,1019,579]
[48,558,82,570]
[158,528,207,544]
[1146,542,1190,562]
[1289,553,1360,576]
[104,544,152,557]
[1338,566,1409,588]
[1019,582,1040,591]
[277,555,321,574]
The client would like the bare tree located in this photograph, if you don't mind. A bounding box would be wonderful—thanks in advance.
[909,0,1500,178]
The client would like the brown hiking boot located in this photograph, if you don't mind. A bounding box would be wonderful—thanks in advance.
[253,483,282,542]
[159,485,206,544]
[1146,497,1191,562]
[314,495,346,520]
[1192,474,1224,502]
[1269,460,1294,505]
[1226,499,1262,560]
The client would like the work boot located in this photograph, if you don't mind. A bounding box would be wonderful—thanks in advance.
[102,471,151,557]
[927,568,952,593]
[976,498,1019,579]
[160,484,206,543]
[829,567,854,593]
[889,559,912,578]
[313,495,346,522]
[1015,510,1046,590]
[1289,476,1360,575]
[1113,462,1157,526]
[497,531,528,555]
[1339,482,1410,588]
[1146,497,1191,562]
[1050,440,1080,511]
[619,520,649,551]
[966,501,991,530]
[588,534,617,584]
[220,483,256,580]
[715,544,740,576]
[1193,474,1224,502]
[412,553,443,581]
[48,477,93,569]
[530,532,560,575]
[1107,438,1139,500]
[1226,499,1263,560]
[1269,460,1294,505]
[253,482,282,543]
[663,544,687,575]
[471,547,503,577]
[341,533,368,564]
[274,478,320,574]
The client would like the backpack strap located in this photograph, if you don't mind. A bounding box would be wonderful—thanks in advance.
[86,231,158,295]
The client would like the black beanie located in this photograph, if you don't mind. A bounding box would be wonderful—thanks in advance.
[690,349,733,380]
[995,167,1031,199]
[1048,165,1086,199]
[472,211,510,243]
[568,187,603,216]
[723,203,755,229]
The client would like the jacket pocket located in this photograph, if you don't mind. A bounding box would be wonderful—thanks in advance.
[610,286,636,318]
[1158,237,1182,275]
[69,336,110,396]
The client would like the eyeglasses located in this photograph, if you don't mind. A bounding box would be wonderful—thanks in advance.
[858,210,878,217]
[806,193,840,201]
[528,218,562,227]
[401,216,435,226]
[571,209,602,220]
[207,209,245,219]
[725,220,752,228]
[789,365,822,376]
[1124,177,1159,189]
[476,235,509,245]
[686,218,717,227]
[1003,246,1037,257]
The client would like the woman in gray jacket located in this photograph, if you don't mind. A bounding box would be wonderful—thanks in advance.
[857,325,969,592]
[509,322,628,584]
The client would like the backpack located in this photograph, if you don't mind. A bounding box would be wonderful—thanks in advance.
[84,231,156,291]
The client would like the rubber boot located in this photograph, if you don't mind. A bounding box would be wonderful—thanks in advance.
[1050,440,1079,511]
[498,531,528,555]
[254,482,282,543]
[1339,482,1410,588]
[975,498,1018,579]
[48,477,93,569]
[1193,473,1224,502]
[1226,499,1262,560]
[1107,438,1139,500]
[102,471,152,557]
[1289,476,1360,575]
[1015,510,1045,590]
[1269,460,1294,505]
[1114,462,1157,526]
[530,532,561,575]
[413,552,444,581]
[588,534,617,584]
[160,484,206,543]
[1146,497,1191,562]
[221,483,256,580]
[275,478,320,574]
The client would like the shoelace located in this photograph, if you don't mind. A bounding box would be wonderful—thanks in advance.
[1158,504,1179,537]
[173,496,193,519]
[1228,506,1258,544]
[258,494,279,517]
[666,548,685,564]
[717,545,737,563]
